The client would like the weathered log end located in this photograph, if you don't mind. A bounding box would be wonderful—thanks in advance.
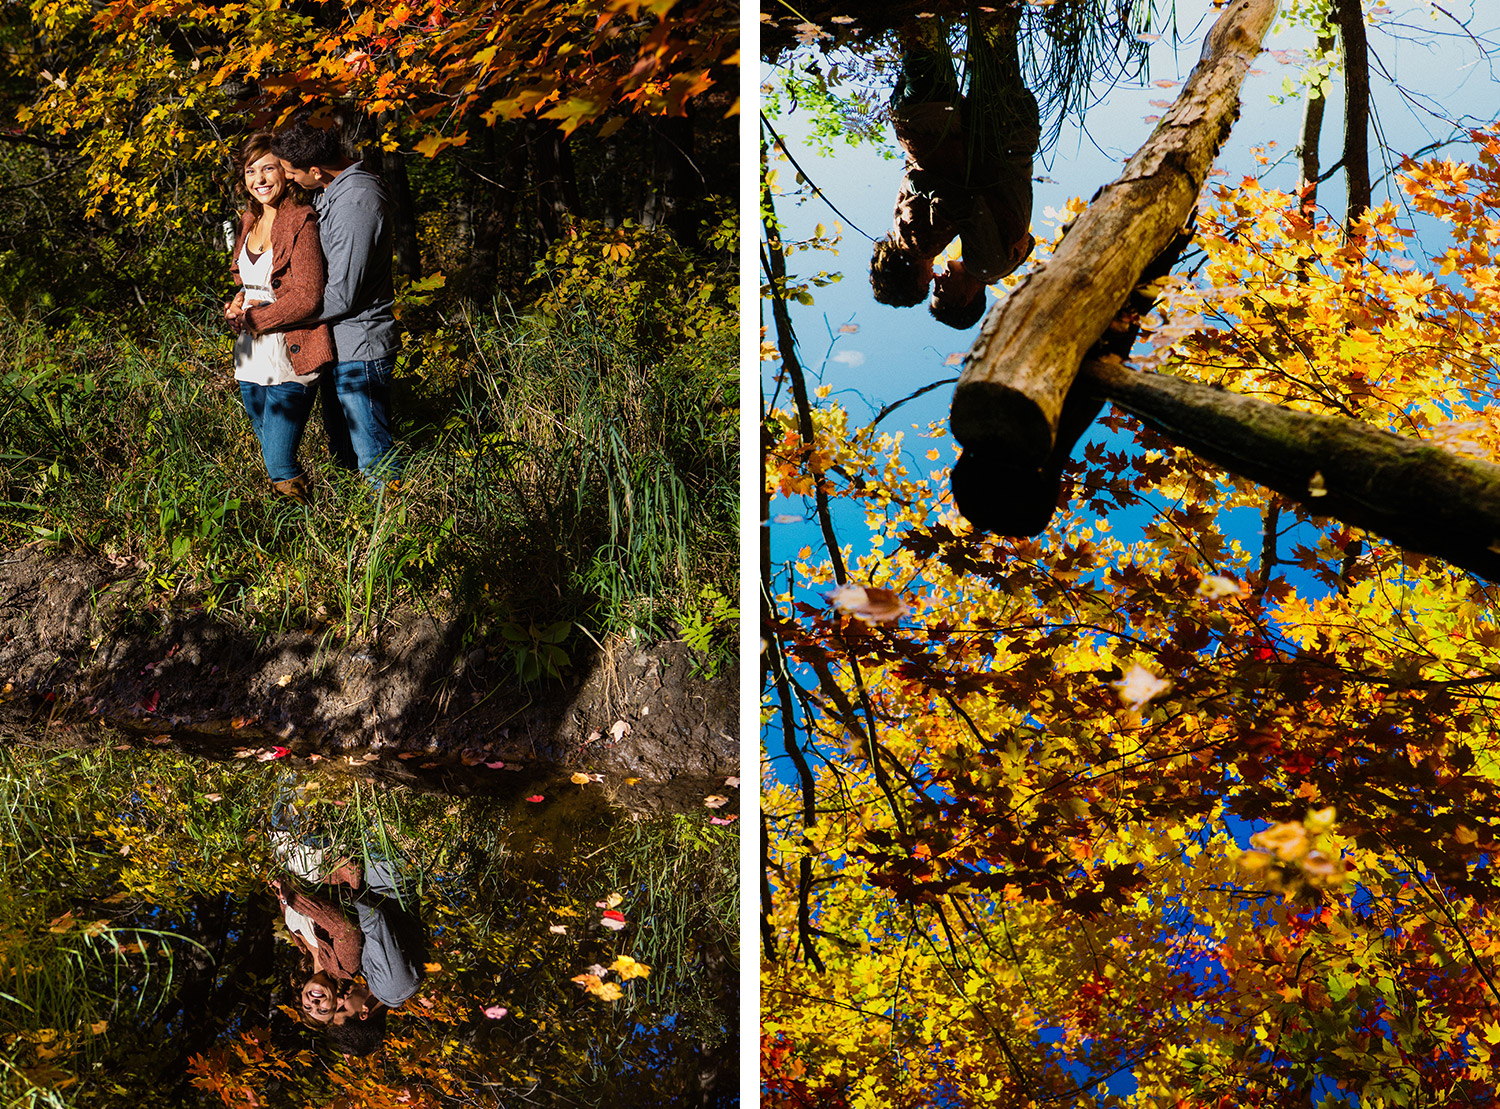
[949,378,1056,465]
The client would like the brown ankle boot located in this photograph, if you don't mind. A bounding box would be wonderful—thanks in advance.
[271,474,311,504]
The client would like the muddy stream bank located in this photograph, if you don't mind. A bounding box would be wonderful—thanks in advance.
[0,546,738,814]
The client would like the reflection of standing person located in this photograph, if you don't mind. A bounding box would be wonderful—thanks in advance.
[224,132,334,503]
[869,18,1041,329]
[270,114,402,482]
[326,857,426,1057]
[271,874,364,1026]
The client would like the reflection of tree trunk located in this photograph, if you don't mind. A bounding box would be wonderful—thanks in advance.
[1333,2,1370,580]
[1334,0,1370,226]
[1296,33,1333,218]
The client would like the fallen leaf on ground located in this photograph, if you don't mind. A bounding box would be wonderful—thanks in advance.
[548,925,567,935]
[423,962,442,973]
[481,1005,507,1019]
[146,734,171,746]
[592,982,624,1001]
[139,690,160,713]
[610,720,630,741]
[710,815,738,825]
[276,674,293,687]
[724,776,740,788]
[205,793,223,803]
[570,973,603,991]
[484,760,505,769]
[624,777,640,785]
[703,795,730,809]
[596,892,623,909]
[526,794,544,803]
[570,772,592,785]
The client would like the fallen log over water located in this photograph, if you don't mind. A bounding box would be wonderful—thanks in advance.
[950,0,1278,465]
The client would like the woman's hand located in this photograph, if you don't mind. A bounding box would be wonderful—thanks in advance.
[236,300,269,337]
[224,290,246,331]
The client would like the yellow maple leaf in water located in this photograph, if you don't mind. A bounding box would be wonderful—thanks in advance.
[592,982,623,1002]
[570,973,602,991]
[609,955,651,980]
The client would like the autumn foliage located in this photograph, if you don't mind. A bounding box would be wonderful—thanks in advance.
[763,127,1500,1105]
[16,0,736,229]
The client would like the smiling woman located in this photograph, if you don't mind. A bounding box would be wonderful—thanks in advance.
[224,132,334,503]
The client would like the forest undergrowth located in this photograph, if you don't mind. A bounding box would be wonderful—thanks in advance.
[0,297,738,682]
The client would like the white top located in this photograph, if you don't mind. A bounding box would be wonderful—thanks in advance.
[233,242,318,386]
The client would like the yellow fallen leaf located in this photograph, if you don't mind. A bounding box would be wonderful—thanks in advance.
[571,973,602,991]
[591,981,623,1002]
[609,955,651,980]
[89,1020,109,1035]
[571,772,592,785]
[423,962,443,974]
[276,674,293,687]
[624,777,640,786]
[703,795,730,809]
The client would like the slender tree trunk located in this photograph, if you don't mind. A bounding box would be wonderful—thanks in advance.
[357,120,420,278]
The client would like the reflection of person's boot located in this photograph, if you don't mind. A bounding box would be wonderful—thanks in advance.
[271,474,311,504]
[327,858,363,890]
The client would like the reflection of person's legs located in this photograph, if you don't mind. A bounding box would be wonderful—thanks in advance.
[964,8,1040,159]
[892,24,961,113]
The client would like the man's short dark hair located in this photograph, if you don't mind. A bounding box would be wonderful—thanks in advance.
[326,1009,386,1056]
[930,289,987,330]
[272,111,344,170]
[869,235,931,307]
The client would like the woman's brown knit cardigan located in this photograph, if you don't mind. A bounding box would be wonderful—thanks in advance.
[230,203,335,378]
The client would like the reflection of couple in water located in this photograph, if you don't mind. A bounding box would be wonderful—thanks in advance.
[870,12,1041,330]
[270,819,425,1056]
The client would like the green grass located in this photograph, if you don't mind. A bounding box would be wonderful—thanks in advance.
[0,300,736,674]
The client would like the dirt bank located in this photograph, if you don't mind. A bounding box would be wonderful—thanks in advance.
[0,545,738,814]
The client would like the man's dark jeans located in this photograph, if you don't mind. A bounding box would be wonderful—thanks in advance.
[320,354,399,481]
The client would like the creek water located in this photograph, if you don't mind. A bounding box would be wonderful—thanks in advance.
[0,742,738,1107]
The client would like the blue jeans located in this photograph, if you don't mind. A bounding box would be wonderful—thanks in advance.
[319,355,399,480]
[240,380,317,483]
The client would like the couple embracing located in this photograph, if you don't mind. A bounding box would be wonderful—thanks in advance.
[226,114,400,502]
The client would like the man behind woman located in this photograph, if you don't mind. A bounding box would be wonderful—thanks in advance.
[226,114,400,500]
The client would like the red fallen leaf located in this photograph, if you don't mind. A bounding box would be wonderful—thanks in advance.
[139,690,160,713]
[710,815,739,825]
[485,760,505,769]
[482,1005,507,1019]
[271,746,290,759]
[601,909,625,922]
[526,795,544,803]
